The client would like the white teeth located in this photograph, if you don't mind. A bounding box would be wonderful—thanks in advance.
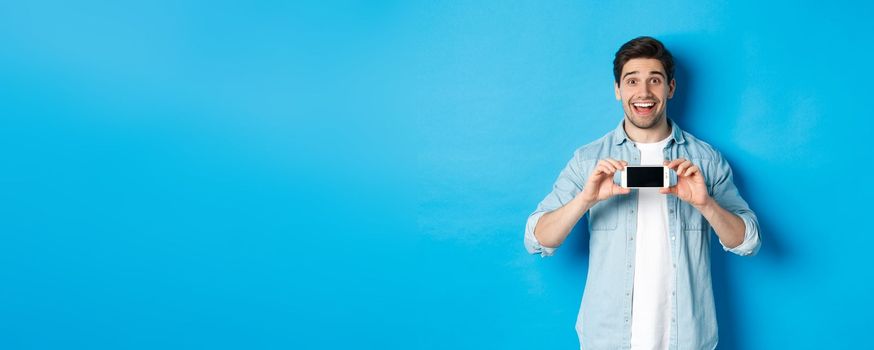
[633,102,655,108]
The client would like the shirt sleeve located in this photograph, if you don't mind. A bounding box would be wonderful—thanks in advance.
[709,153,762,256]
[524,151,588,257]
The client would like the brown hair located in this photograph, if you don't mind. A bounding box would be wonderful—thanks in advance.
[613,36,675,84]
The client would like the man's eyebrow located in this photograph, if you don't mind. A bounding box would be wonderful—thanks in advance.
[622,70,666,79]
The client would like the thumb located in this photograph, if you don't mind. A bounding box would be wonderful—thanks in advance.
[659,186,676,196]
[613,184,631,195]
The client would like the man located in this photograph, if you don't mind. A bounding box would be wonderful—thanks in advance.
[524,36,761,350]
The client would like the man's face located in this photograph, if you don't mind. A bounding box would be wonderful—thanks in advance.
[614,58,675,130]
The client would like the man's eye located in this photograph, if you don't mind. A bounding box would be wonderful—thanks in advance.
[650,78,661,84]
[627,79,636,85]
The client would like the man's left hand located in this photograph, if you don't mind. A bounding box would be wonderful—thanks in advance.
[660,158,710,208]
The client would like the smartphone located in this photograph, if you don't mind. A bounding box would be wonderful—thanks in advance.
[621,165,669,188]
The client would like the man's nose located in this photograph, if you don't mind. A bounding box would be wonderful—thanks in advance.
[639,83,655,97]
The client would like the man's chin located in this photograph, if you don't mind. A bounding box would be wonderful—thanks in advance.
[627,114,663,129]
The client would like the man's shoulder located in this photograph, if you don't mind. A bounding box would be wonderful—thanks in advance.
[678,130,725,161]
[571,130,617,161]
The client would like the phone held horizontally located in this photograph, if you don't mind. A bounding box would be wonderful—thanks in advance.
[621,165,670,188]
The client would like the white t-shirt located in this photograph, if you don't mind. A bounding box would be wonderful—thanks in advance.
[630,135,673,350]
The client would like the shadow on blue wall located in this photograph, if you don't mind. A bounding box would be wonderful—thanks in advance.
[713,157,791,349]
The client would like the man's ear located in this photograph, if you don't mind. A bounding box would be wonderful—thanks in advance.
[614,82,621,100]
[667,79,676,99]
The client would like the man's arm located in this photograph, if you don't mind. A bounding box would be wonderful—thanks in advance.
[533,194,594,248]
[531,159,630,249]
[662,157,761,255]
[696,197,745,248]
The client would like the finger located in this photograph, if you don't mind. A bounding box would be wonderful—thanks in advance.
[680,162,698,177]
[593,161,610,173]
[612,184,631,195]
[590,166,604,178]
[684,165,700,177]
[676,160,693,176]
[675,163,687,176]
[665,158,685,169]
[607,158,628,170]
[593,164,612,177]
[659,186,677,196]
[595,160,614,173]
[602,159,622,172]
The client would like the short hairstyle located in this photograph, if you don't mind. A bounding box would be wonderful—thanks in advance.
[613,36,675,84]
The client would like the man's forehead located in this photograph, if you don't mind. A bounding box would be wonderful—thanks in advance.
[622,58,666,75]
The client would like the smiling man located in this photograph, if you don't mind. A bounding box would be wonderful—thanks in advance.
[524,36,761,349]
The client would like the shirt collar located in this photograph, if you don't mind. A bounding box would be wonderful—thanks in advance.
[612,118,686,146]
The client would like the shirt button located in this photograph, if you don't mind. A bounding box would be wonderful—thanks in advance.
[671,236,676,240]
[669,209,674,213]
[629,237,634,241]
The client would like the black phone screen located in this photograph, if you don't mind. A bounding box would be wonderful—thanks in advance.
[627,166,665,187]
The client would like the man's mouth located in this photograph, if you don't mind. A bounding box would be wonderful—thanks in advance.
[631,101,657,116]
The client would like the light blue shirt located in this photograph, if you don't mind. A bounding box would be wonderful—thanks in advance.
[524,119,761,349]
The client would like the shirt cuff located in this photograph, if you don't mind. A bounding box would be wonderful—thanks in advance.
[525,211,557,257]
[719,213,761,256]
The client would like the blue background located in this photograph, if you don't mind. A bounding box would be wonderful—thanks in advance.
[1,1,871,349]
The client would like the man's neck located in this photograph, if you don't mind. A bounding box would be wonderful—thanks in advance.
[624,117,672,143]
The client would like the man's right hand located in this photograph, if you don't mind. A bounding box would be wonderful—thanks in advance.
[577,159,631,204]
